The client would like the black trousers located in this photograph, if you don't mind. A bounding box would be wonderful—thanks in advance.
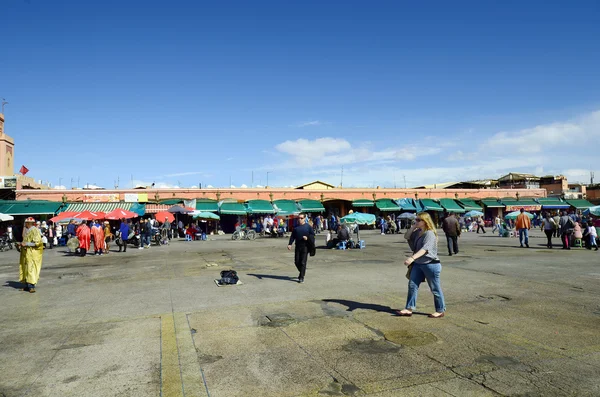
[476,225,486,233]
[122,239,128,252]
[294,244,309,280]
[446,235,458,254]
[544,230,553,247]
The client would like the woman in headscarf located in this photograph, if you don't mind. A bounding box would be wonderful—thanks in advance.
[19,217,44,293]
[399,212,446,318]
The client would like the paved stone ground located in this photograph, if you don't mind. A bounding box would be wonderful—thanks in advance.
[1,228,599,397]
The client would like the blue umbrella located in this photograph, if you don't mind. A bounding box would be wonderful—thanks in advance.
[464,210,484,217]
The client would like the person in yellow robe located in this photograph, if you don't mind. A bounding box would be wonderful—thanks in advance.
[19,217,44,293]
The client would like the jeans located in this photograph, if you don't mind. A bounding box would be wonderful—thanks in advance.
[445,235,458,254]
[519,228,529,246]
[544,229,553,247]
[406,262,445,313]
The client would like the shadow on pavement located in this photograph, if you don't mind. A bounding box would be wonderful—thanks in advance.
[322,299,429,316]
[246,273,296,282]
[3,281,23,290]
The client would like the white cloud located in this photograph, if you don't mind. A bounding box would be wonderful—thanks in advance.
[264,109,600,187]
[53,185,67,190]
[296,120,322,127]
[240,184,248,188]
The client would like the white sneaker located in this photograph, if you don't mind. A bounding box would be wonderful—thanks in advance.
[138,247,143,250]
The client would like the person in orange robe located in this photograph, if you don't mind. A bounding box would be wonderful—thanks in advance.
[76,220,91,257]
[91,220,106,255]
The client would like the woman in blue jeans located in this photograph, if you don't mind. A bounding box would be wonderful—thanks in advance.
[398,212,446,318]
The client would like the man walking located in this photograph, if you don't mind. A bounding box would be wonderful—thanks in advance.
[119,219,129,252]
[287,213,315,283]
[516,208,531,248]
[442,212,461,256]
[559,210,575,250]
[19,217,44,293]
[492,215,501,234]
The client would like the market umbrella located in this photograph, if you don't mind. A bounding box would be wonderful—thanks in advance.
[340,212,376,240]
[0,213,14,222]
[192,211,220,220]
[168,205,193,214]
[155,211,175,223]
[504,211,534,220]
[104,208,139,220]
[397,212,416,220]
[584,205,600,217]
[72,210,105,221]
[464,210,484,217]
[49,211,77,223]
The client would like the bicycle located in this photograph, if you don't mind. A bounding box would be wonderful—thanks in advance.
[232,228,256,241]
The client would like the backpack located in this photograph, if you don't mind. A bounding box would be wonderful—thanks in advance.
[219,270,239,285]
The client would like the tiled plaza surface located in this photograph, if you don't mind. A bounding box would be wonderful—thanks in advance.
[1,228,599,396]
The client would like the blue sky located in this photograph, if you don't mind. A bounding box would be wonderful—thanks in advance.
[2,0,600,189]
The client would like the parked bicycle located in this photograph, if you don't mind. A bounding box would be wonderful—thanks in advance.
[232,228,256,241]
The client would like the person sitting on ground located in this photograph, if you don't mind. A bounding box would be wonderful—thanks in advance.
[328,224,350,248]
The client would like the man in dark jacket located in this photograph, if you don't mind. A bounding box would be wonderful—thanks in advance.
[287,213,315,283]
[442,212,461,256]
[119,219,129,252]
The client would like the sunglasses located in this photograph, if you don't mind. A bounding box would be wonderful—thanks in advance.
[298,217,305,220]
[415,218,423,222]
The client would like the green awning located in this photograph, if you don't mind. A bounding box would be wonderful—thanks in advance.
[501,198,541,212]
[480,199,504,208]
[298,199,325,213]
[566,199,594,209]
[219,202,247,215]
[352,199,375,207]
[160,199,184,205]
[375,199,401,211]
[246,200,277,214]
[458,199,483,211]
[396,198,417,211]
[439,199,465,213]
[63,202,136,213]
[195,200,219,212]
[0,200,63,215]
[417,199,444,212]
[273,200,300,216]
[537,197,570,209]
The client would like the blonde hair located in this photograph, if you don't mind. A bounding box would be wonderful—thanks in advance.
[417,212,437,237]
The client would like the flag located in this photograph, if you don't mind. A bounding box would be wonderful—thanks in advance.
[19,165,29,175]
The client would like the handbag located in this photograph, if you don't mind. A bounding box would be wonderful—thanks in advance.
[405,264,413,279]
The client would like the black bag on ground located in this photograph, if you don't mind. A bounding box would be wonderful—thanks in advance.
[219,270,239,285]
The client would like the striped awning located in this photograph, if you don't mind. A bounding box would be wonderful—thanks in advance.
[144,204,171,214]
[63,202,136,213]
